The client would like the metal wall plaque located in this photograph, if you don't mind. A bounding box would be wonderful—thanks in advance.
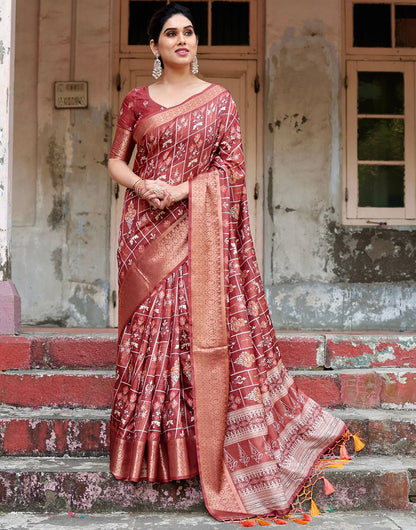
[54,81,88,109]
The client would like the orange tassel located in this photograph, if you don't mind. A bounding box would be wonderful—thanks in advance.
[302,513,312,521]
[257,520,271,526]
[241,521,256,527]
[353,433,365,452]
[326,464,344,468]
[273,519,288,525]
[340,444,351,460]
[323,477,336,495]
[293,520,309,525]
[310,499,321,516]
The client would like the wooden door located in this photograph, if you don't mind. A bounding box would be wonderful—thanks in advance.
[109,58,260,326]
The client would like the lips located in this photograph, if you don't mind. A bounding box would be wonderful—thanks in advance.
[175,48,189,56]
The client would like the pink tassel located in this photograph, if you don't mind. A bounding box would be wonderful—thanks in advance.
[323,477,336,495]
[340,444,351,460]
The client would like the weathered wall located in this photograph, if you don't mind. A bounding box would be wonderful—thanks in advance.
[12,0,112,326]
[264,0,416,330]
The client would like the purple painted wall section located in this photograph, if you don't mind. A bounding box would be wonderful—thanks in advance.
[0,281,21,334]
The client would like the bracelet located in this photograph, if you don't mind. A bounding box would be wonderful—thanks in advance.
[133,178,145,198]
[132,178,141,193]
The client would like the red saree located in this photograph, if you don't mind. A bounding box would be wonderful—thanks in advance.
[109,84,347,520]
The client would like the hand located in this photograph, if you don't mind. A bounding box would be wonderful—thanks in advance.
[140,180,188,209]
[150,180,189,204]
[139,179,172,209]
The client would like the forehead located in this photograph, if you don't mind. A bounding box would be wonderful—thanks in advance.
[161,13,193,32]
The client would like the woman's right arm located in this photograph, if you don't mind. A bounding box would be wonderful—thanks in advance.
[108,157,171,210]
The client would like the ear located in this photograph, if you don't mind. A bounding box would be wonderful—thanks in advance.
[150,40,159,57]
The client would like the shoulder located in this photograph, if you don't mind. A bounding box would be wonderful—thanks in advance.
[123,86,148,105]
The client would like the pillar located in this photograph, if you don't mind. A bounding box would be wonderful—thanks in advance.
[0,0,20,334]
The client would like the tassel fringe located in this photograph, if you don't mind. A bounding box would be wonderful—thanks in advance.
[353,433,366,452]
[323,477,336,496]
[310,499,321,516]
[234,431,365,527]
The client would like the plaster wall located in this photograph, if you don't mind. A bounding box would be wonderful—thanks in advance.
[11,0,112,326]
[264,0,416,330]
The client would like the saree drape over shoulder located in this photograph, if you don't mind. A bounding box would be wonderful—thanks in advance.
[109,84,347,521]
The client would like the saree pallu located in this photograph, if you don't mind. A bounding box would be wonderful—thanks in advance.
[109,84,347,521]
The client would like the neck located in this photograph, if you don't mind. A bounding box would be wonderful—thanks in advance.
[158,65,195,86]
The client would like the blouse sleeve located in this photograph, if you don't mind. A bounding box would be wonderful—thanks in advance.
[109,90,137,163]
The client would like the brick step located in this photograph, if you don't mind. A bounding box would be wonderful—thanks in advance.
[2,332,416,370]
[0,334,117,370]
[0,407,414,458]
[0,455,413,513]
[294,368,416,409]
[0,370,114,408]
[0,406,110,456]
[0,368,415,409]
[278,333,416,370]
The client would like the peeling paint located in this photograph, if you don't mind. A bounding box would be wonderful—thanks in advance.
[47,195,66,230]
[0,246,11,281]
[46,137,66,190]
[50,248,63,281]
[328,221,416,283]
[0,40,5,64]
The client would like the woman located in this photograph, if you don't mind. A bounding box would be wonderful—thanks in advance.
[108,2,352,522]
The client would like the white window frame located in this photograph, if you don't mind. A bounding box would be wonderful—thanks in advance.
[343,0,416,225]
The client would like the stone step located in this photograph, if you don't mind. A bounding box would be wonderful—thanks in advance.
[2,332,416,370]
[0,368,415,409]
[0,407,414,458]
[0,455,413,513]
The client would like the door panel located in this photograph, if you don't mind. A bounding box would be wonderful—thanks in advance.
[109,58,259,325]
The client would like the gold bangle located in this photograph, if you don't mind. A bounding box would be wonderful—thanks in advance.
[135,179,145,198]
[132,178,141,194]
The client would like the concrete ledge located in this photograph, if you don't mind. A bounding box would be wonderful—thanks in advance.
[0,456,413,513]
[266,281,416,331]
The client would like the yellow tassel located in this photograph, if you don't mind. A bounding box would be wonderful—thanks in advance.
[326,463,344,468]
[310,500,321,516]
[352,433,365,452]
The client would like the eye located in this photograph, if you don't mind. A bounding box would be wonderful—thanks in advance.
[166,31,176,37]
[185,29,194,36]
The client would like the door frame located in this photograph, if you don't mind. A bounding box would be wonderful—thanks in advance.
[109,0,264,327]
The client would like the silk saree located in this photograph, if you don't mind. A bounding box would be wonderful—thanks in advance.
[109,84,347,521]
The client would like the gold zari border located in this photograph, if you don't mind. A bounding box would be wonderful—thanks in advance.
[189,171,246,518]
[118,214,188,337]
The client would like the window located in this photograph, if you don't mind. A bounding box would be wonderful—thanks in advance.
[344,1,416,225]
[121,0,255,54]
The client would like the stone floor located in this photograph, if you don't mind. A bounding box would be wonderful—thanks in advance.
[0,511,416,529]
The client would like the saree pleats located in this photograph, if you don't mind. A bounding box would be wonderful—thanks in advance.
[111,261,198,482]
[109,84,347,519]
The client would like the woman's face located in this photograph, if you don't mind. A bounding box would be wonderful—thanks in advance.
[151,14,198,71]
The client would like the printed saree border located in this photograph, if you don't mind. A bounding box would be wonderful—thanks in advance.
[118,213,188,338]
[189,170,246,519]
[133,84,226,145]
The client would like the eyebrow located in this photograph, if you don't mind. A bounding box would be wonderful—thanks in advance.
[163,25,193,33]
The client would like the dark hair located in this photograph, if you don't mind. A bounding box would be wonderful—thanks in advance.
[147,2,198,44]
